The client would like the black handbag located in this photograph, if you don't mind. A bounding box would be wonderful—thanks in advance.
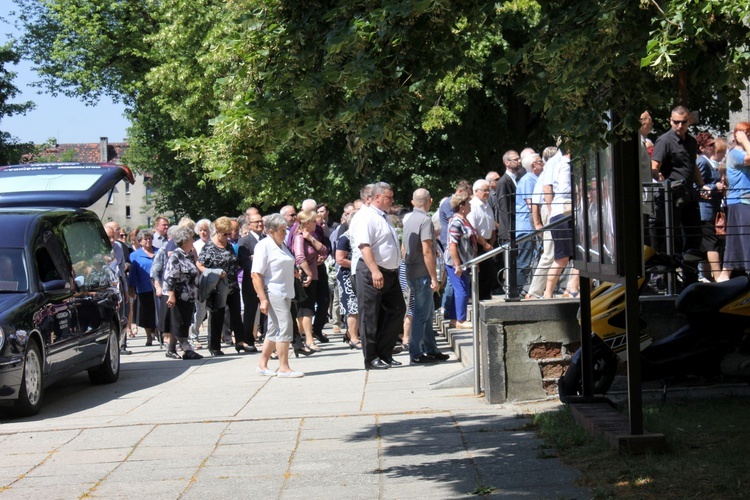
[293,272,308,303]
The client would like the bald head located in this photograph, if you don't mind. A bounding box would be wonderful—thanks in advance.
[412,188,431,210]
[301,199,317,211]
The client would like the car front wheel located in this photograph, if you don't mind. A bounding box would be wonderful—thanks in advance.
[88,329,120,385]
[5,342,44,418]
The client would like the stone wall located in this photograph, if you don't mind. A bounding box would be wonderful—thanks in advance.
[477,296,686,404]
[480,300,580,404]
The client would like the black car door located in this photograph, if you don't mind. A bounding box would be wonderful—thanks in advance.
[33,230,81,377]
[61,218,120,364]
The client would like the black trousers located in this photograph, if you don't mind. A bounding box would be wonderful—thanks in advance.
[241,280,265,341]
[355,261,406,366]
[313,264,330,336]
[476,245,495,300]
[208,289,246,351]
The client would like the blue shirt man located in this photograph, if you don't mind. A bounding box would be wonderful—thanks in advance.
[515,154,544,294]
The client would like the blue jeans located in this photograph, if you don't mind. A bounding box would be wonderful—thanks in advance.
[516,236,536,295]
[441,273,454,316]
[446,265,470,321]
[407,275,439,359]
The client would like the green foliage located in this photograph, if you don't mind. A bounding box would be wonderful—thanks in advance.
[0,42,35,164]
[13,0,155,105]
[503,0,750,153]
[10,0,750,213]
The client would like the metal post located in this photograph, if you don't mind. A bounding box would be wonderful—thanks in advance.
[579,277,593,397]
[663,180,676,295]
[471,263,481,395]
[507,203,519,300]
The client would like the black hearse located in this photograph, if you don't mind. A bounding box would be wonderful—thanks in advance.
[0,163,134,416]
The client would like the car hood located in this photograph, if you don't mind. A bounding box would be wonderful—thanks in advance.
[0,293,30,318]
[0,163,135,208]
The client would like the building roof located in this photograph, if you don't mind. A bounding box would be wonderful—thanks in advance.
[22,139,129,164]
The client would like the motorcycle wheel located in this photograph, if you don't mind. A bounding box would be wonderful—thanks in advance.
[558,335,619,402]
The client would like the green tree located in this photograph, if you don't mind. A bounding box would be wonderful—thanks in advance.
[0,42,35,164]
[503,0,750,149]
[12,0,750,212]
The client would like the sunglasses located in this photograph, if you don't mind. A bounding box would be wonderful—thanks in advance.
[671,119,688,125]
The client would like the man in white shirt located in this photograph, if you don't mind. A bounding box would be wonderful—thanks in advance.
[543,150,578,298]
[467,179,495,300]
[152,216,170,249]
[352,182,406,370]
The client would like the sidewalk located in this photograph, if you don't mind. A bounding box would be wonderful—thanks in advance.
[0,327,589,499]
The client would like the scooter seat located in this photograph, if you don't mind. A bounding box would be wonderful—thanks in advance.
[675,276,750,314]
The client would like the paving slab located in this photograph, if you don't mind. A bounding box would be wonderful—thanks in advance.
[0,325,589,499]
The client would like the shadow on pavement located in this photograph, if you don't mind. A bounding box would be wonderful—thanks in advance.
[344,412,554,496]
[0,356,220,422]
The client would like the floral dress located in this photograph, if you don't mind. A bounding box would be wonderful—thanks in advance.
[198,240,240,292]
[336,233,358,316]
[164,247,199,303]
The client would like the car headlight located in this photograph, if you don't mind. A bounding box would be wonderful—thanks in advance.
[0,326,4,351]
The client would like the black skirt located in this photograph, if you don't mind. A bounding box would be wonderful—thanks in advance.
[296,279,317,317]
[136,290,157,329]
[170,299,195,338]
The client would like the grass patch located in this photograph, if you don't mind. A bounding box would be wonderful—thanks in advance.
[532,397,750,499]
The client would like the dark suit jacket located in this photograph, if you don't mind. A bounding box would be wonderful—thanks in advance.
[494,172,517,241]
[237,233,262,294]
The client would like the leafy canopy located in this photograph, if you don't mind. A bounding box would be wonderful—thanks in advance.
[10,0,750,215]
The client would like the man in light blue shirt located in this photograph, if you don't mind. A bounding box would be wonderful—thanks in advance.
[515,154,543,295]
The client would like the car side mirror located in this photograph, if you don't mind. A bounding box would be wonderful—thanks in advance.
[42,279,71,294]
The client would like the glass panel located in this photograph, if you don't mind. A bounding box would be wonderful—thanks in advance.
[599,147,616,265]
[0,249,29,292]
[0,174,102,193]
[573,157,586,261]
[62,220,117,292]
[586,151,601,263]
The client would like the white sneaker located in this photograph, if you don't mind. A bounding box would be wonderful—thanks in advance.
[276,370,304,378]
[256,367,276,376]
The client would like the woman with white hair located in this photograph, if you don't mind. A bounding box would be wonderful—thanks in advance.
[252,214,304,377]
[190,218,212,348]
[193,218,211,256]
[163,226,203,360]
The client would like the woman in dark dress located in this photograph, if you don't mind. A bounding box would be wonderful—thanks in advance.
[197,217,254,355]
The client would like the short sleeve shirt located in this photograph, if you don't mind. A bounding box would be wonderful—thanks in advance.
[350,205,401,270]
[516,172,538,234]
[444,216,477,267]
[403,208,434,280]
[727,148,750,205]
[467,197,494,239]
[651,129,698,182]
[251,238,295,298]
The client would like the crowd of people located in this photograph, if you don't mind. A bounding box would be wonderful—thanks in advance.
[642,108,750,284]
[102,110,749,374]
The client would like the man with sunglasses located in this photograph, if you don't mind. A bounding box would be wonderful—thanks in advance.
[651,105,708,285]
[493,150,526,295]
